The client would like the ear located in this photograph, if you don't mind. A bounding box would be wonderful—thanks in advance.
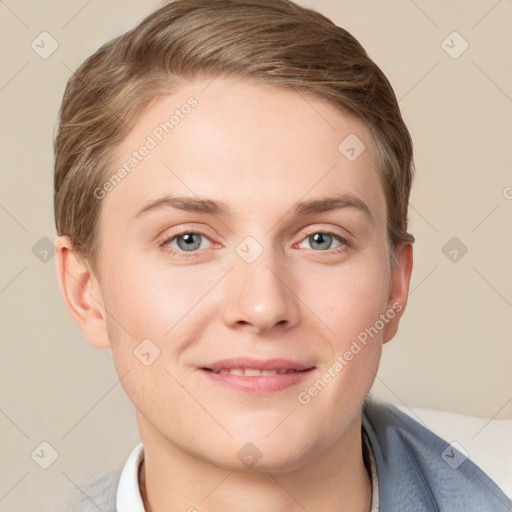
[54,236,111,349]
[382,242,413,344]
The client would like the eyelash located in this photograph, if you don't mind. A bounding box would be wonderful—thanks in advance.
[298,229,349,253]
[159,228,350,258]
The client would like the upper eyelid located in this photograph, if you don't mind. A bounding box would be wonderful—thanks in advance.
[295,230,347,250]
[162,230,215,247]
[299,227,348,240]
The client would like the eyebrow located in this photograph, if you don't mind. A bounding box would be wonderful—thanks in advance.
[134,193,372,220]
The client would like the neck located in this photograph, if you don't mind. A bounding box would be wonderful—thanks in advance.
[137,414,372,512]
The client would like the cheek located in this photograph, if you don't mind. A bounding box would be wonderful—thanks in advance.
[102,260,215,338]
[294,256,389,404]
[99,263,215,423]
[295,263,388,425]
[300,256,391,345]
[100,260,225,392]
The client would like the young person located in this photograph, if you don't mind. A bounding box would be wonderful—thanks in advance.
[53,0,511,510]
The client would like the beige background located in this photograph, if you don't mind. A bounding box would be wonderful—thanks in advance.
[1,0,511,510]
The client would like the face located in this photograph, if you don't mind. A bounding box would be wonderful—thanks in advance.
[77,77,410,471]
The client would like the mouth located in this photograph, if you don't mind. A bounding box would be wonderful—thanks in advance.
[202,368,309,376]
[198,358,316,393]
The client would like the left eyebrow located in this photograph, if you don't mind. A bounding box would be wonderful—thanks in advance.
[134,193,372,220]
[292,193,372,220]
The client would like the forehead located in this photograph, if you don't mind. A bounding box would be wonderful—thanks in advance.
[103,77,386,225]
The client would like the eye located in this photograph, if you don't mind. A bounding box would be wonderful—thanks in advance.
[162,232,212,253]
[297,231,346,252]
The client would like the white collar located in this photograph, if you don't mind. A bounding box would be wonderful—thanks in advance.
[116,442,145,512]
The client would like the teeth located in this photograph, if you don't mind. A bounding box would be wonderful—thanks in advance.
[210,368,296,376]
[245,368,263,376]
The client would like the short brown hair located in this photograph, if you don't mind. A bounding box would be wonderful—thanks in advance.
[54,0,415,272]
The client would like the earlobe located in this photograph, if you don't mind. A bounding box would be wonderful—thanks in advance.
[382,242,414,344]
[54,236,111,350]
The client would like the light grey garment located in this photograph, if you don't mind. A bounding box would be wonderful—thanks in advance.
[51,467,120,512]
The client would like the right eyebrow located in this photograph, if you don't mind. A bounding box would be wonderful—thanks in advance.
[134,196,230,218]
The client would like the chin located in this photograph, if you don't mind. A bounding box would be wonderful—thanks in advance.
[219,430,317,474]
[209,447,312,474]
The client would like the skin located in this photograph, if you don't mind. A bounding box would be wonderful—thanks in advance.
[55,76,413,512]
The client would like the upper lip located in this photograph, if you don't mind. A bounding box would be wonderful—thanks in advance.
[200,358,315,371]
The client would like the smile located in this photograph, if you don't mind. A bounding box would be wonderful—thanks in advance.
[204,368,308,376]
[199,368,314,393]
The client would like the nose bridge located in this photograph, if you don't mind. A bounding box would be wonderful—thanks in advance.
[221,237,300,333]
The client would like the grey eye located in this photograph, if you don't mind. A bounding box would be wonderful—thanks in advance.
[308,233,334,251]
[176,233,204,251]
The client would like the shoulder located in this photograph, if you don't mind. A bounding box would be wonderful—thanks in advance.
[362,399,512,511]
[50,467,121,512]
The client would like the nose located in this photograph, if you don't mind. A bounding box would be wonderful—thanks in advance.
[221,249,301,335]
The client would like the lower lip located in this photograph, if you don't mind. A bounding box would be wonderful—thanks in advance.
[199,368,315,393]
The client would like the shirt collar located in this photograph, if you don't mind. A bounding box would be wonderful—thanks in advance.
[116,442,145,512]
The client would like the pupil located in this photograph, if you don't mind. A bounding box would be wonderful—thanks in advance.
[178,233,201,251]
[311,233,331,250]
